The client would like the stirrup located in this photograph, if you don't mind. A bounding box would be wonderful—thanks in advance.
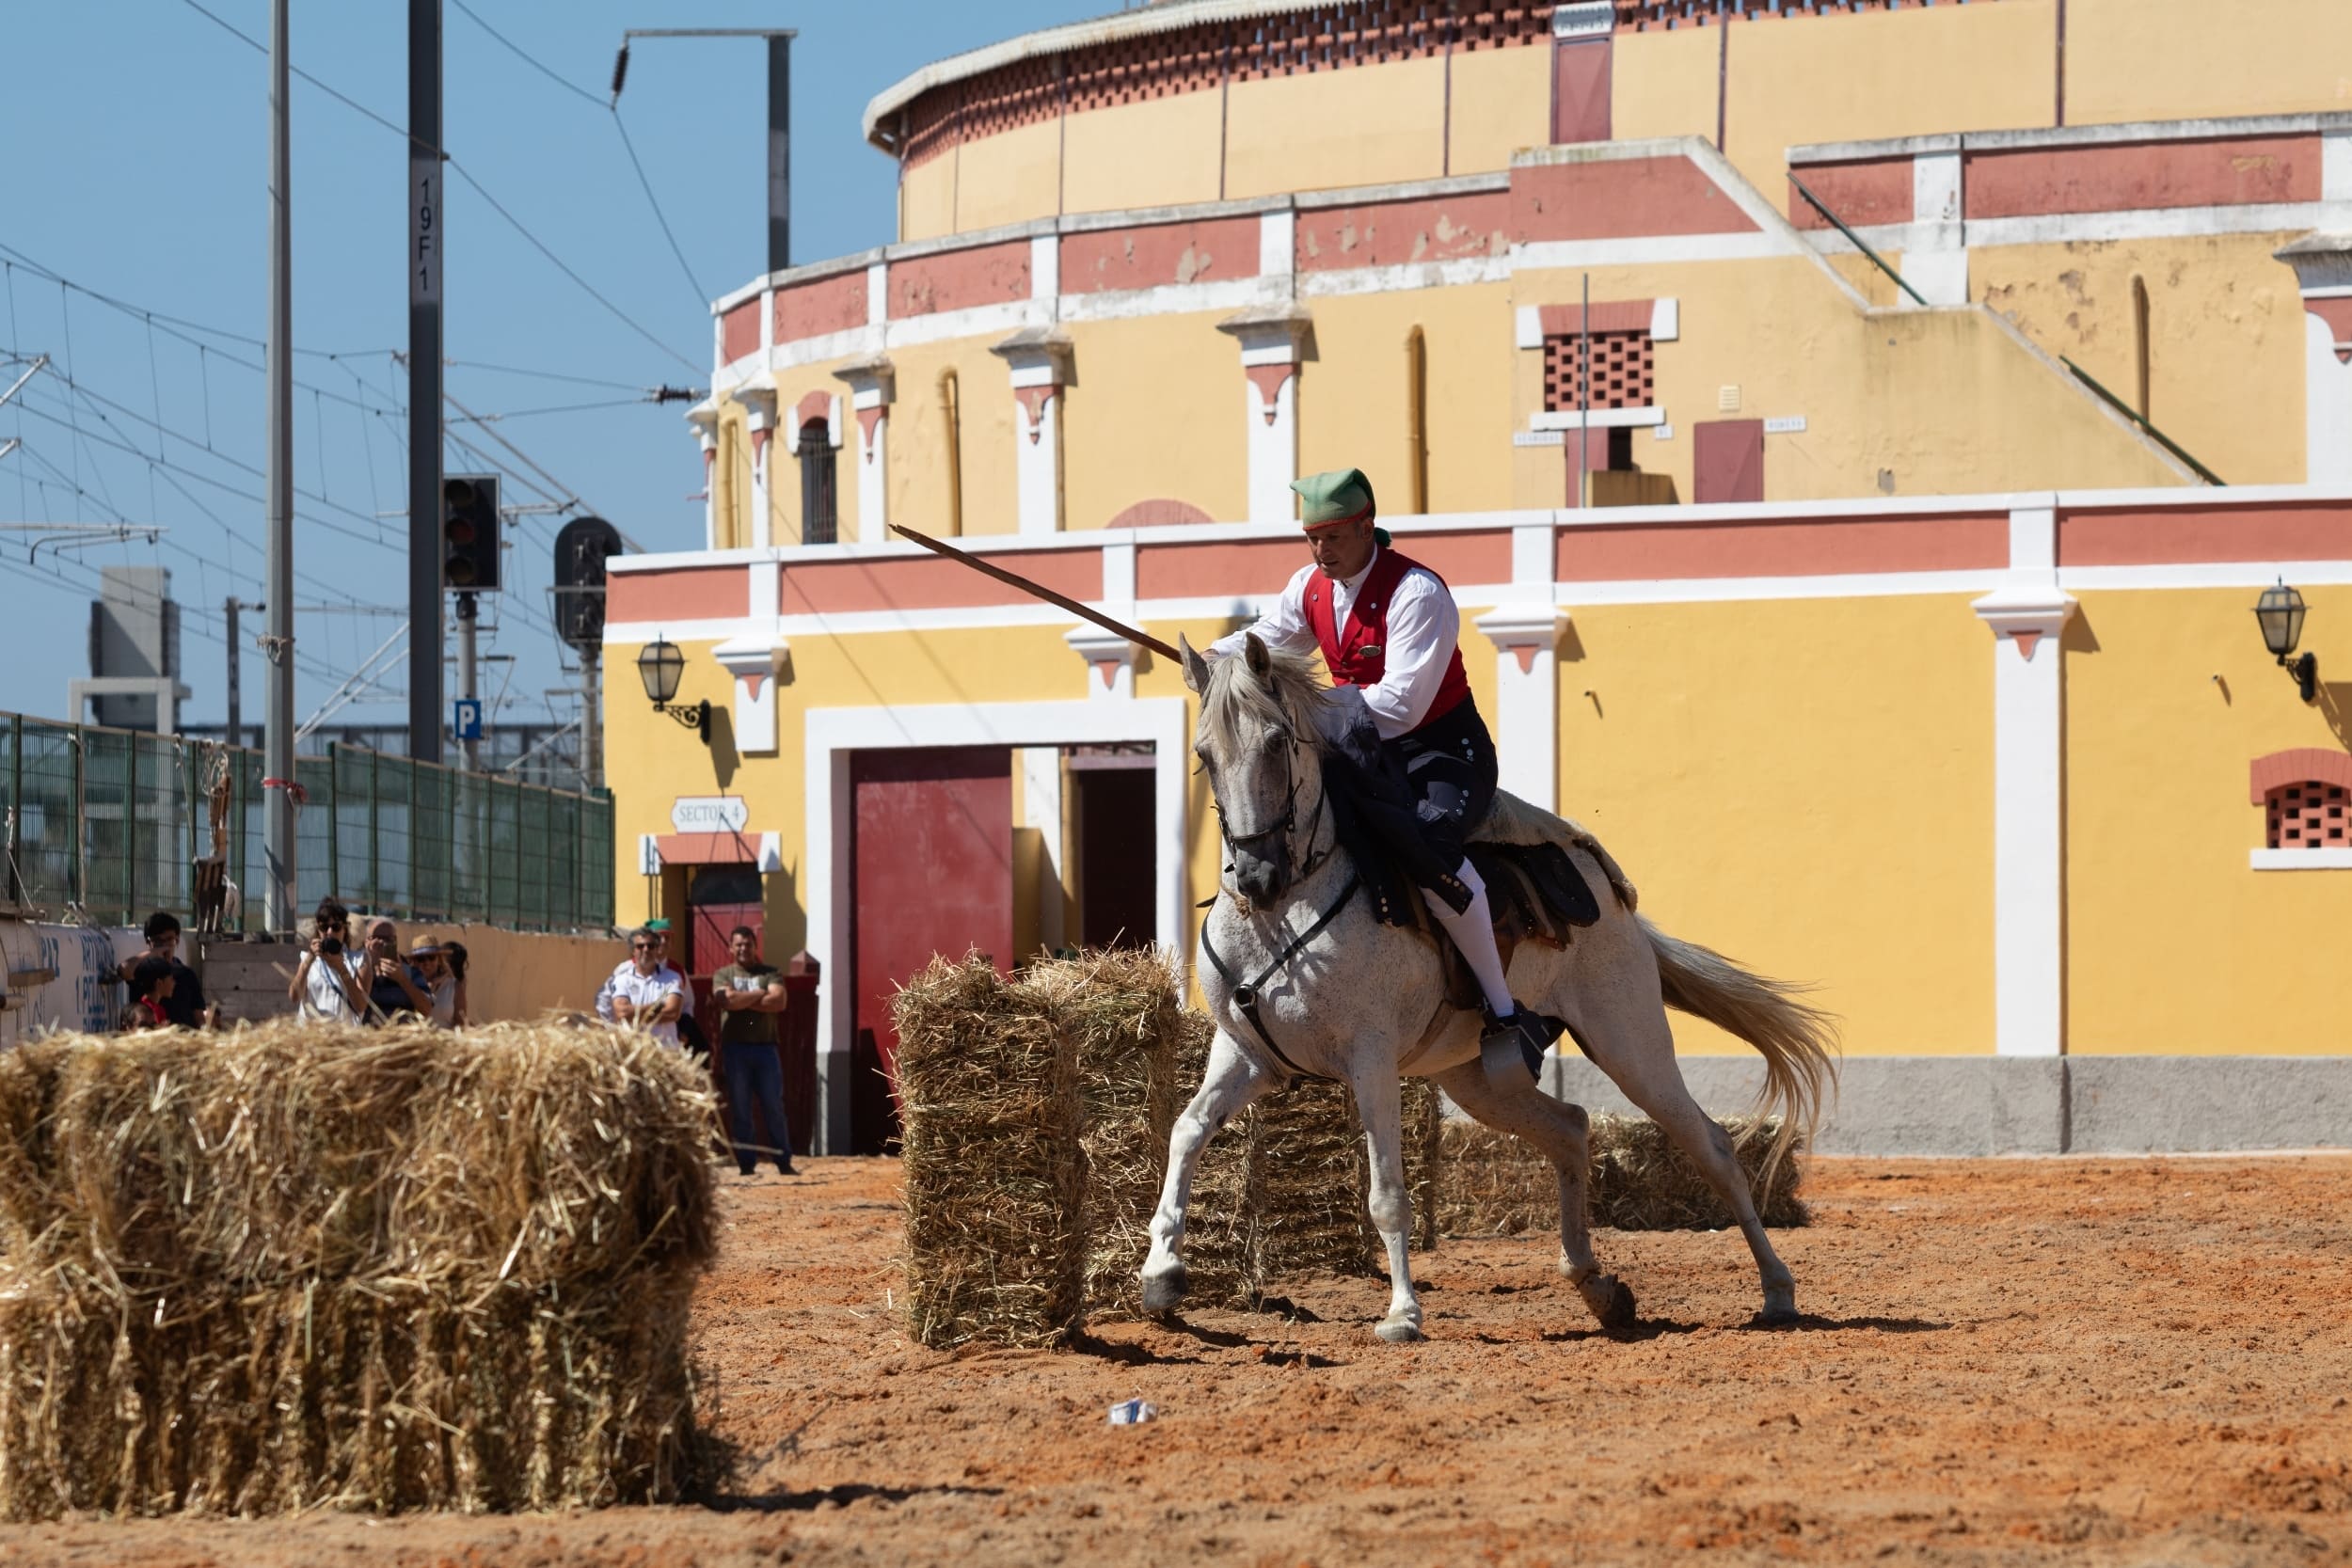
[1481,1003,1562,1082]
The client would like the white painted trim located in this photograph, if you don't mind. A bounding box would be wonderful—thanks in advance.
[2059,562,2352,593]
[2304,309,2352,486]
[1516,306,1543,350]
[1649,297,1679,342]
[1297,256,1510,297]
[1914,151,1963,227]
[803,698,1191,1153]
[1826,202,2352,256]
[1030,232,1060,302]
[1058,275,1288,325]
[1514,232,1793,271]
[2251,847,2352,870]
[1260,209,1295,277]
[1245,371,1299,525]
[1792,113,2352,165]
[1475,604,1569,809]
[1531,406,1665,432]
[1019,748,1067,953]
[866,261,888,327]
[2327,131,2352,205]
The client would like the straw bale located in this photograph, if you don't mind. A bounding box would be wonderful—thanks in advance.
[1436,1113,1810,1236]
[894,952,1084,1350]
[0,1018,718,1518]
[1249,1080,1378,1287]
[1164,1009,1253,1310]
[1029,949,1186,1321]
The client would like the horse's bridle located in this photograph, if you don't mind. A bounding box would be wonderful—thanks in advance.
[1200,719,1351,1084]
[1208,723,1332,886]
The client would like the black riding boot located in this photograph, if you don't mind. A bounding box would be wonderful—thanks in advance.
[1481,1003,1562,1083]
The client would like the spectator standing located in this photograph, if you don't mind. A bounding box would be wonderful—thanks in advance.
[131,911,218,1029]
[289,899,369,1022]
[442,941,471,1026]
[360,919,433,1023]
[119,956,176,1031]
[710,926,797,1178]
[407,937,465,1027]
[596,927,687,1048]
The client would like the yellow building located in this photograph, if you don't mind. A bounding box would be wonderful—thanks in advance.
[613,0,2352,1155]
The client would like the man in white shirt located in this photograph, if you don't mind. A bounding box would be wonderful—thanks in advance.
[287,899,368,1022]
[598,927,688,1049]
[1207,467,1557,1078]
[595,923,693,1035]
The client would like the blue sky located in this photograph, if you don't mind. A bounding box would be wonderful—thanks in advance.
[0,0,1102,749]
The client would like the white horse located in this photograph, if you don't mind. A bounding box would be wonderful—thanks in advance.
[1141,634,1837,1341]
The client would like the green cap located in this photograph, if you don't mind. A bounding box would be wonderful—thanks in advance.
[1291,467,1375,529]
[644,917,672,933]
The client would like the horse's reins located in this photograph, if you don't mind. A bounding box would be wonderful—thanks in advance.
[1199,722,1352,1085]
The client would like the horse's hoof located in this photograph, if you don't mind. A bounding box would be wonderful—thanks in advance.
[1374,1318,1424,1344]
[1751,1304,1801,1329]
[1580,1273,1640,1338]
[1140,1266,1188,1313]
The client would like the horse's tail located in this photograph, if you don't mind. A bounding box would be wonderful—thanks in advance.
[1639,915,1839,1193]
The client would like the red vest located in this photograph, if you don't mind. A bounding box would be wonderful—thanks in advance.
[1301,547,1471,735]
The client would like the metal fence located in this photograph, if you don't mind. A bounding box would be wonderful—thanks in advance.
[0,711,614,932]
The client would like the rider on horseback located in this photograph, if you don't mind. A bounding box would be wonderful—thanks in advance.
[1207,467,1558,1079]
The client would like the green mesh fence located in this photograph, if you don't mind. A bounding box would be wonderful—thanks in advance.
[0,713,612,932]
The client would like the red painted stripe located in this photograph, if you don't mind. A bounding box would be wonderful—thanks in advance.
[783,549,1103,614]
[2058,503,2352,566]
[1964,135,2321,219]
[610,567,750,624]
[774,270,866,344]
[1556,515,2007,582]
[1060,216,1259,293]
[1136,538,1302,601]
[889,241,1032,319]
[1788,158,1914,230]
[720,301,759,364]
[1511,156,1760,243]
[1294,190,1512,272]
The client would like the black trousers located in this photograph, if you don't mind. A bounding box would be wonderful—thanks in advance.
[1391,698,1499,877]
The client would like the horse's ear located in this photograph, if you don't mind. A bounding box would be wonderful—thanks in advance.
[1178,633,1210,695]
[1244,631,1271,680]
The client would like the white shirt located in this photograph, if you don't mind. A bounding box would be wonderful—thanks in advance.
[600,964,688,1049]
[298,952,363,1022]
[1209,546,1460,739]
[596,958,692,1022]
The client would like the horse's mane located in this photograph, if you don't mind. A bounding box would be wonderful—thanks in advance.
[1200,641,1333,751]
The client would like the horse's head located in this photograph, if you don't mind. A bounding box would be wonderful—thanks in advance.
[1183,631,1328,905]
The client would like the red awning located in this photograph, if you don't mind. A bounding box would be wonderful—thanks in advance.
[653,832,761,865]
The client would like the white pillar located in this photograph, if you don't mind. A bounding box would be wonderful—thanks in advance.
[992,328,1072,538]
[1971,504,2075,1059]
[1474,604,1570,810]
[2275,234,2352,485]
[686,399,720,549]
[833,354,896,545]
[1907,140,1968,307]
[738,387,777,550]
[1019,746,1066,953]
[1217,306,1312,524]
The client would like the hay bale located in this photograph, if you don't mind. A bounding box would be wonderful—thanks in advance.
[894,952,1083,1350]
[1026,949,1185,1321]
[1164,1009,1253,1310]
[0,1019,718,1519]
[1436,1113,1810,1236]
[1249,1078,1378,1289]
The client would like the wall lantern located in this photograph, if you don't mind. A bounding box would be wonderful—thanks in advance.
[2253,580,2319,704]
[636,636,712,742]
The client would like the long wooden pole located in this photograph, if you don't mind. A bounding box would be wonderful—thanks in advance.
[888,525,1181,660]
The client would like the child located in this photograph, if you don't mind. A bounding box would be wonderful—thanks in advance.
[119,956,177,1032]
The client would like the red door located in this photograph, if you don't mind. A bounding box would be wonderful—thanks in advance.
[1693,419,1766,504]
[686,863,764,1029]
[851,747,1013,1146]
[1551,38,1613,145]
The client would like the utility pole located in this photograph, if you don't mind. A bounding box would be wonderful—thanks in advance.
[614,28,796,273]
[580,651,601,791]
[454,591,479,770]
[263,0,297,933]
[408,0,445,766]
[224,596,262,748]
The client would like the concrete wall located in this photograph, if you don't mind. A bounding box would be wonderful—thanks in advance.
[1544,1053,2352,1156]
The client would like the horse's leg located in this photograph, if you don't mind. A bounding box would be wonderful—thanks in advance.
[1434,1053,1639,1336]
[1346,1061,1424,1343]
[1141,1027,1274,1312]
[1578,971,1801,1325]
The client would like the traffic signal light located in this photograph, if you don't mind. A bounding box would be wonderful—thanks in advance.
[440,474,502,593]
[553,515,623,652]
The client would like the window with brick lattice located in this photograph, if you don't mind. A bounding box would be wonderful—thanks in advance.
[1544,331,1655,412]
[2265,781,2351,850]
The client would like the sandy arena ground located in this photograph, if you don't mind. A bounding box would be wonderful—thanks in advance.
[5,1152,2349,1566]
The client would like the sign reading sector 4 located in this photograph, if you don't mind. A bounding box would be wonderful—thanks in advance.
[452,699,483,741]
[671,796,750,832]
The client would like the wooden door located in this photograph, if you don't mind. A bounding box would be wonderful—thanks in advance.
[850,747,1013,1149]
[1693,419,1766,504]
[1073,765,1156,951]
